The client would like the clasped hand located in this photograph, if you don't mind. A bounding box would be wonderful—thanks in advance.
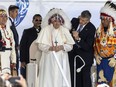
[72,31,79,40]
[49,45,64,52]
[95,56,116,67]
[95,55,102,65]
[108,58,116,67]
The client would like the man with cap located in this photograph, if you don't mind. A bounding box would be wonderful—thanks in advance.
[0,6,16,74]
[8,5,19,75]
[94,1,116,87]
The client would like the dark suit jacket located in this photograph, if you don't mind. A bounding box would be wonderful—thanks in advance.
[69,18,96,65]
[20,27,41,64]
[9,17,19,47]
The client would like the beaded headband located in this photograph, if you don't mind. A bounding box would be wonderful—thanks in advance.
[100,1,116,23]
[0,9,7,15]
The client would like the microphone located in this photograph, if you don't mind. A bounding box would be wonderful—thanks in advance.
[77,67,82,73]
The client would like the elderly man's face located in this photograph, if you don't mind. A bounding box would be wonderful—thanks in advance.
[52,20,61,29]
[79,16,89,25]
[101,18,110,27]
[0,14,7,25]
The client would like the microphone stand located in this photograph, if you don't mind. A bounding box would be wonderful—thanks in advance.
[74,55,85,87]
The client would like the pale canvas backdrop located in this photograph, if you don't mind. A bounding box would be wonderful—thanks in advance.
[0,0,116,40]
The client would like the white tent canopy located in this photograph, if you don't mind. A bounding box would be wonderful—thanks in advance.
[0,0,116,40]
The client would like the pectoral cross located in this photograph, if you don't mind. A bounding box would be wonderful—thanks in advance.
[54,40,58,46]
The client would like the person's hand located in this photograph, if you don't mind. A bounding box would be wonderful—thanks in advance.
[55,45,64,52]
[49,45,64,52]
[15,75,27,87]
[49,46,55,51]
[72,31,79,40]
[108,58,116,67]
[0,73,12,80]
[21,62,26,68]
[11,63,16,67]
[95,55,102,65]
[17,45,20,50]
[11,63,16,70]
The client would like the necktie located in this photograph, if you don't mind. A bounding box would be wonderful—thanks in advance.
[12,21,15,27]
[77,25,83,32]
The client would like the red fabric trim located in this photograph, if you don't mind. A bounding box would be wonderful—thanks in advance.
[101,13,114,22]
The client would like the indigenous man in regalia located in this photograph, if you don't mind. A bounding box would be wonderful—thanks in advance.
[94,1,116,87]
[0,6,16,75]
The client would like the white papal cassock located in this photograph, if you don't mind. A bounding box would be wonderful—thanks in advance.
[36,24,75,87]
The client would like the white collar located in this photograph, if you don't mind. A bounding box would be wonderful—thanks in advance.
[9,17,14,22]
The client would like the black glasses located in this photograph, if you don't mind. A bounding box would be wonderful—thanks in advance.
[35,19,42,22]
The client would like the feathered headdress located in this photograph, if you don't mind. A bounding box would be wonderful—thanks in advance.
[97,1,116,36]
[100,1,116,23]
[41,8,71,30]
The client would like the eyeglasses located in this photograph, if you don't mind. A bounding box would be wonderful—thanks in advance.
[35,19,42,22]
